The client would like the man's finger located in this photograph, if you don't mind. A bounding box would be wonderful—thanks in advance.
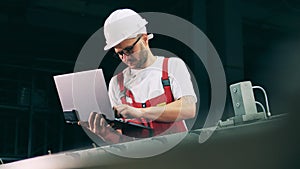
[119,110,127,118]
[118,105,130,118]
[113,107,119,117]
[100,117,110,128]
[114,105,127,118]
[88,112,97,130]
[78,121,89,128]
[93,113,101,132]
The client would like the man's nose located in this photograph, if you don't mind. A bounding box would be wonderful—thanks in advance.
[120,53,130,60]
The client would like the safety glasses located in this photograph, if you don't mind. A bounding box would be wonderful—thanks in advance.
[113,35,142,59]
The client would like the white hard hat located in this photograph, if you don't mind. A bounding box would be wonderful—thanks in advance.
[103,9,153,50]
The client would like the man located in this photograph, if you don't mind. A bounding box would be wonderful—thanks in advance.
[82,9,197,144]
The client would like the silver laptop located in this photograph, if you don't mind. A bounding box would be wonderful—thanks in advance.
[53,69,114,122]
[54,69,152,133]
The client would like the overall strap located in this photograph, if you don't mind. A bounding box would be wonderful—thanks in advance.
[162,57,174,103]
[118,57,174,107]
[117,72,127,104]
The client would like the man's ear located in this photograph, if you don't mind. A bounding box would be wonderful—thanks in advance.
[141,34,149,46]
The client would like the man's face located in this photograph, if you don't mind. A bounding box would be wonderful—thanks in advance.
[114,35,149,69]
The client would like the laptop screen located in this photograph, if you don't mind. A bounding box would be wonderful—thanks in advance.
[53,69,114,121]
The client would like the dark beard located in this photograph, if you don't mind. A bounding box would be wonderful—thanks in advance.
[133,44,149,69]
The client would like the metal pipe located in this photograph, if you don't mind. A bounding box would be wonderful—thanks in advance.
[252,86,271,117]
[255,101,267,119]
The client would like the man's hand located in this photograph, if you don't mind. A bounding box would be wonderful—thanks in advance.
[78,112,121,144]
[115,96,196,122]
[114,104,144,119]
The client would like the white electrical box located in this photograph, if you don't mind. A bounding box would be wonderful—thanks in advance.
[230,81,265,122]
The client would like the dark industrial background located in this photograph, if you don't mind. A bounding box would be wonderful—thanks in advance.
[0,0,299,168]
